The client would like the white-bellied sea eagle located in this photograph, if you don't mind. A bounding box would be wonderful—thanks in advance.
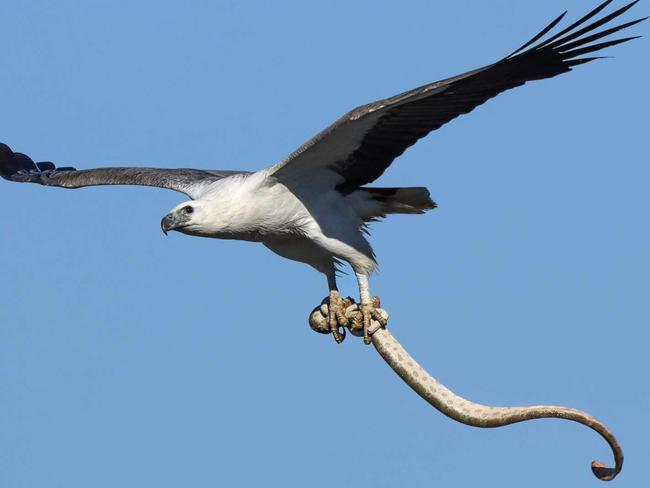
[1,0,645,345]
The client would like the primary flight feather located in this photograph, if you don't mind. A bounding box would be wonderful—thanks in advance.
[1,0,645,345]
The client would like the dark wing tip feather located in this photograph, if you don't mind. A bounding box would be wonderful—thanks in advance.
[1,143,30,178]
[562,35,642,60]
[556,17,647,54]
[36,162,56,171]
[505,0,645,63]
[501,0,645,79]
[564,56,607,68]
[506,10,567,58]
[0,142,76,183]
[528,0,616,51]
[545,0,644,51]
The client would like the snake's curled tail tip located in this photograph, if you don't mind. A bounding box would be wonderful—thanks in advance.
[591,461,618,481]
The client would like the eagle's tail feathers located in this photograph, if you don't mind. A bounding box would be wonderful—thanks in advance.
[352,187,436,221]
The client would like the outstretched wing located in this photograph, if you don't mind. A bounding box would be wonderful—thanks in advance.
[271,0,645,192]
[0,143,244,199]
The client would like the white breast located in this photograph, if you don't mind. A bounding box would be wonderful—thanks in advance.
[198,171,314,241]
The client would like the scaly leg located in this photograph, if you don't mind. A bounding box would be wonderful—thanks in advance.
[326,270,350,344]
[355,272,388,344]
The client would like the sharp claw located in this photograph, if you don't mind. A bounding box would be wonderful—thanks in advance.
[328,291,349,344]
[370,308,388,326]
[332,326,346,344]
[329,312,346,343]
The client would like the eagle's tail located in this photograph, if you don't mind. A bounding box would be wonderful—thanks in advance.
[350,187,436,221]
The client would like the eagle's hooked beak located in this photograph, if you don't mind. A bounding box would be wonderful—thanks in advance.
[161,213,175,236]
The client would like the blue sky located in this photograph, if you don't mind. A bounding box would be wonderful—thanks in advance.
[1,1,648,487]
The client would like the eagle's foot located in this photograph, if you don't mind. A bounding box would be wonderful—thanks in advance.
[328,290,352,344]
[309,295,388,344]
[351,296,388,345]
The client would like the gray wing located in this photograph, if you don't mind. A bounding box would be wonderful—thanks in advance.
[271,0,645,192]
[0,143,244,199]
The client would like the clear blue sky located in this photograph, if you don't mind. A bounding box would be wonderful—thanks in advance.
[1,1,648,487]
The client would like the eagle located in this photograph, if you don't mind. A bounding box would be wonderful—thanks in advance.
[1,0,645,345]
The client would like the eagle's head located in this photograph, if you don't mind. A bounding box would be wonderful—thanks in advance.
[161,201,205,236]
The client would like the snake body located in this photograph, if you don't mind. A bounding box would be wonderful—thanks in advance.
[371,327,622,481]
[309,302,622,481]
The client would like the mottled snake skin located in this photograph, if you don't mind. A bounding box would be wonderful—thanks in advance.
[371,328,622,481]
[309,300,622,480]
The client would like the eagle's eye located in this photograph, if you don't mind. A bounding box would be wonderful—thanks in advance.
[184,206,194,215]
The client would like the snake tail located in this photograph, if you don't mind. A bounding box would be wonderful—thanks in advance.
[371,328,622,481]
